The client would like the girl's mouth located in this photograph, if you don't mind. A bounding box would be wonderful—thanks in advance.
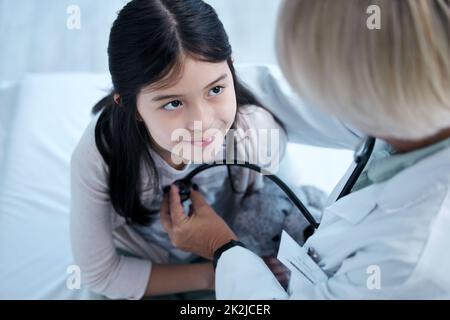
[190,135,215,147]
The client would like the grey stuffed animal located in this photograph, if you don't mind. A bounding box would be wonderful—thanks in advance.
[228,181,326,257]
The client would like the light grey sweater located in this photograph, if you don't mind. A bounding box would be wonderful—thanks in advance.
[70,105,286,299]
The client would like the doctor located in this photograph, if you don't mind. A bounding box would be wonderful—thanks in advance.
[160,0,450,299]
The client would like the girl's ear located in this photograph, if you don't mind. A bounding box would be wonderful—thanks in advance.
[113,93,121,105]
[231,56,235,63]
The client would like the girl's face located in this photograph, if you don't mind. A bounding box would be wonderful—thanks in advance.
[136,57,237,168]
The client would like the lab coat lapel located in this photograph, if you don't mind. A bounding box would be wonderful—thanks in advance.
[324,185,378,225]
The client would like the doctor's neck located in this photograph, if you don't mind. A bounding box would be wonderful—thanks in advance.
[384,127,450,154]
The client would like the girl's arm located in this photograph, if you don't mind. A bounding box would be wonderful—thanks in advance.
[145,263,215,297]
[71,120,215,299]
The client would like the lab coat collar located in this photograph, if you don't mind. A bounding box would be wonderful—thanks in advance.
[325,145,450,224]
[376,145,450,212]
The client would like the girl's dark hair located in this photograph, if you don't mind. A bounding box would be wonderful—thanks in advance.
[93,0,269,225]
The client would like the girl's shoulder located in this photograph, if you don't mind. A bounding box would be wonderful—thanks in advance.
[71,114,107,173]
[235,104,283,131]
[233,104,287,170]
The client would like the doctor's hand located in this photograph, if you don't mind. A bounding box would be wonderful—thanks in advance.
[160,184,238,260]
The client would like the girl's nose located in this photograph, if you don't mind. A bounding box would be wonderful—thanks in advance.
[186,103,214,131]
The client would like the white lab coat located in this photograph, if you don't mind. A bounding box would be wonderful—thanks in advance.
[214,65,450,299]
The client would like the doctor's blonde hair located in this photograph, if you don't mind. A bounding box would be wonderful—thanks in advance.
[277,0,450,140]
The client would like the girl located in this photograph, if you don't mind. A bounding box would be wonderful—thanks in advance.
[70,0,291,299]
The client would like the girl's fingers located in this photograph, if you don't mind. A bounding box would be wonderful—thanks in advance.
[160,193,172,231]
[168,184,186,224]
[264,257,286,269]
[264,256,279,264]
[262,256,275,265]
[271,266,288,275]
[262,256,290,284]
[276,274,290,287]
[276,273,290,281]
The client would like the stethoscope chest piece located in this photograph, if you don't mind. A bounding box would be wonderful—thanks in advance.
[174,179,192,202]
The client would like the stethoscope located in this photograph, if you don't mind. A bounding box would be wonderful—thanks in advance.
[173,136,376,229]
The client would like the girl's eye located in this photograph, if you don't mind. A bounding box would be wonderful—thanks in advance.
[162,100,183,111]
[208,86,224,97]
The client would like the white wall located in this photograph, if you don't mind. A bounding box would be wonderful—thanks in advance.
[0,0,282,82]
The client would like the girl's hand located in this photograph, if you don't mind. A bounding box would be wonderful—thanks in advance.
[263,256,291,289]
[160,184,237,260]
